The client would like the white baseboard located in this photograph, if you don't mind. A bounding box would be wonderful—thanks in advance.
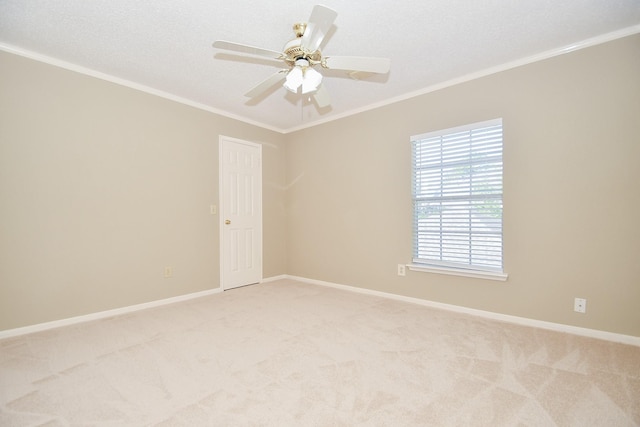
[1,277,282,339]
[261,274,288,283]
[4,276,638,347]
[0,287,222,340]
[285,275,640,347]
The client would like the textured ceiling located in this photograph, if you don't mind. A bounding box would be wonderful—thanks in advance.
[1,0,639,132]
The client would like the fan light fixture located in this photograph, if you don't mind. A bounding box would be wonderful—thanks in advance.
[212,4,391,110]
[283,58,322,94]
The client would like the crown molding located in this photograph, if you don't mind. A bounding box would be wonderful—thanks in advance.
[0,42,287,134]
[2,24,639,134]
[284,24,640,133]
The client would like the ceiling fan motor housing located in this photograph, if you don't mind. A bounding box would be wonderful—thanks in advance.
[283,23,322,65]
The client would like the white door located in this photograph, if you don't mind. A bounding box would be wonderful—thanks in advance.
[219,136,262,290]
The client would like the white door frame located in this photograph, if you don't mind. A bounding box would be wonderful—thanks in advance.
[219,135,263,290]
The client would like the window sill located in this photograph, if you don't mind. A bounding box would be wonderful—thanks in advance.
[407,264,508,281]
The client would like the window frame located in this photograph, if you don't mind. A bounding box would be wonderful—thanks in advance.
[409,118,507,281]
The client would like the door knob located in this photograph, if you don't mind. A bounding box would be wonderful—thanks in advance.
[225,220,231,225]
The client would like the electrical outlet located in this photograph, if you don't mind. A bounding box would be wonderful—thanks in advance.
[397,264,406,276]
[164,266,173,278]
[574,297,586,313]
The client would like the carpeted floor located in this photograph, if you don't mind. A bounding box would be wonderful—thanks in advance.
[1,279,639,426]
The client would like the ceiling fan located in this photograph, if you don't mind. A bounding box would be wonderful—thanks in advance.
[212,4,391,109]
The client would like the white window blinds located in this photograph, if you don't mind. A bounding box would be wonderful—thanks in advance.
[411,119,503,272]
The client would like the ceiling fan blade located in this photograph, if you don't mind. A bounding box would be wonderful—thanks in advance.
[313,84,331,108]
[213,40,282,60]
[301,5,337,52]
[244,71,287,98]
[323,56,391,74]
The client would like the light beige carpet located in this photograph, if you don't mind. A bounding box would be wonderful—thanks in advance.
[1,279,639,426]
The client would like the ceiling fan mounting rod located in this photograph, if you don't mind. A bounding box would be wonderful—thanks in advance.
[293,22,307,38]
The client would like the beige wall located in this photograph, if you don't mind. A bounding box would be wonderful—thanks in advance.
[2,33,639,337]
[0,51,287,330]
[286,34,640,337]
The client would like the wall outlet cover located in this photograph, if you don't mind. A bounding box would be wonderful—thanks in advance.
[574,297,586,313]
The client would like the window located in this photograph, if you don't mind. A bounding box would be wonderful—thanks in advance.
[410,119,506,280]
